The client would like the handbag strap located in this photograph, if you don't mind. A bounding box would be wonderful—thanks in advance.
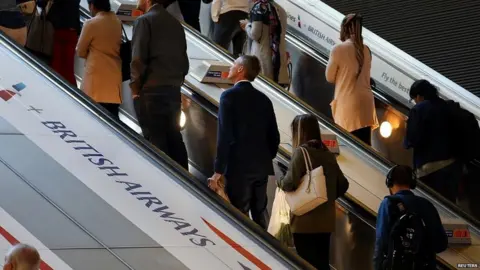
[121,25,129,42]
[299,147,314,193]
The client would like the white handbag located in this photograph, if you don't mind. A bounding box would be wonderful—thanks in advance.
[285,146,328,216]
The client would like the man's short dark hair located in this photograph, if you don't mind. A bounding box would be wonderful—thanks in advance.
[87,0,111,12]
[389,165,414,187]
[409,79,439,100]
[239,55,261,81]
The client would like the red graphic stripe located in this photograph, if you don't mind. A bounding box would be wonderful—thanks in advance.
[0,226,53,270]
[202,218,271,270]
[0,90,17,102]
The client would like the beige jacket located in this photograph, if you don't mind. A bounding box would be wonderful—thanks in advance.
[326,40,378,132]
[245,2,289,85]
[77,11,122,104]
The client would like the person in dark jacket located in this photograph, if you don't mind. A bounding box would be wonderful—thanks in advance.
[277,114,349,270]
[209,55,280,229]
[37,0,80,85]
[0,0,27,46]
[404,79,462,203]
[374,165,448,270]
[132,0,190,169]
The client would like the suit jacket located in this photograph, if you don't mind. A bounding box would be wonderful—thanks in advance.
[76,11,122,104]
[325,40,378,132]
[130,4,189,95]
[214,81,280,177]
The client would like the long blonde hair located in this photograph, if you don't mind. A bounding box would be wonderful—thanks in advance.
[340,13,364,78]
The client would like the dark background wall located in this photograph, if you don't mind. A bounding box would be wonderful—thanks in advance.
[321,0,480,96]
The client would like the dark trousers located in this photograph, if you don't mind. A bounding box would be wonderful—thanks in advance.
[226,175,269,229]
[100,103,120,119]
[351,126,372,146]
[135,86,189,170]
[212,10,248,58]
[293,233,331,270]
[178,0,201,31]
[420,161,463,203]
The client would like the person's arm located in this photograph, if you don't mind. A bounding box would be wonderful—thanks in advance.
[267,100,280,159]
[428,205,448,253]
[214,92,234,175]
[277,148,305,192]
[404,107,423,149]
[335,163,349,198]
[245,21,263,41]
[129,18,150,96]
[180,31,190,78]
[325,46,339,83]
[76,20,92,59]
[373,199,391,270]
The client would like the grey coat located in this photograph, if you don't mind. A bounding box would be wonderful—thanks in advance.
[245,2,289,85]
[130,4,189,94]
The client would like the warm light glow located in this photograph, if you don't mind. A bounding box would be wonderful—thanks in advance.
[380,121,392,138]
[180,111,187,129]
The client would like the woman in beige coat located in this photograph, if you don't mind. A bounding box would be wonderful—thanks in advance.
[326,13,378,145]
[241,0,289,86]
[77,0,122,118]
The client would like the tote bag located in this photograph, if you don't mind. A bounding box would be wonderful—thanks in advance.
[285,147,328,216]
[25,4,54,61]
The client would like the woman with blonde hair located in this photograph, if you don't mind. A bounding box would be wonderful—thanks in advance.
[277,114,349,269]
[326,13,378,145]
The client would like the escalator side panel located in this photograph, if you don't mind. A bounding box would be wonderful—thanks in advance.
[0,42,292,270]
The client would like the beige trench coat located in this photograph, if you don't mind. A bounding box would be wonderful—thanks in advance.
[76,11,122,104]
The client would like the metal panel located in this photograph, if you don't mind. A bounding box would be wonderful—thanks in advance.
[321,0,480,96]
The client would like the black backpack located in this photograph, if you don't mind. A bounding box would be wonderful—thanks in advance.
[446,100,480,162]
[383,196,428,270]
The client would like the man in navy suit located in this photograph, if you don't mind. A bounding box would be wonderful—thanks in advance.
[209,55,280,229]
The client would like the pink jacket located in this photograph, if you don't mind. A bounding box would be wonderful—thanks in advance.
[326,40,378,132]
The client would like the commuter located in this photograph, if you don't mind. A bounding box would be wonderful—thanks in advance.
[277,114,349,270]
[211,0,249,57]
[241,0,289,86]
[3,244,40,270]
[374,165,448,270]
[178,0,201,31]
[291,53,333,119]
[77,0,122,119]
[199,0,214,38]
[405,79,462,203]
[132,0,190,169]
[326,13,378,145]
[0,0,27,46]
[209,55,280,229]
[37,0,80,85]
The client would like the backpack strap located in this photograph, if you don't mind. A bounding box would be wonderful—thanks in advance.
[386,195,407,215]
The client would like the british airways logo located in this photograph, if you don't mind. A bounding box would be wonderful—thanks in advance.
[0,83,26,101]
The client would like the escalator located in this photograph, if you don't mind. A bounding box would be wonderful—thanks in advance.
[73,3,477,269]
[0,33,313,270]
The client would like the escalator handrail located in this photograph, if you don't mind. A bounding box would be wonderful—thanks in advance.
[0,32,313,270]
[177,83,453,270]
[284,28,480,232]
[173,13,480,233]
